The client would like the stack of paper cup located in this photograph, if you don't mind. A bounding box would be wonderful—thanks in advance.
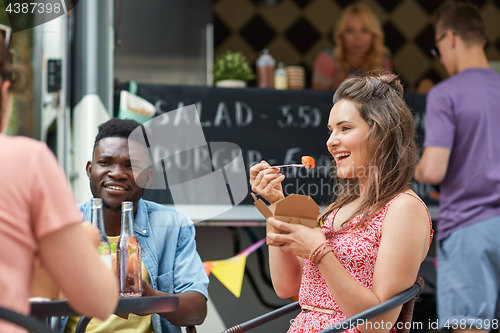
[286,66,305,89]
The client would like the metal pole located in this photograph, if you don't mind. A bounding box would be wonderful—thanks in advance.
[71,0,114,203]
[206,23,214,86]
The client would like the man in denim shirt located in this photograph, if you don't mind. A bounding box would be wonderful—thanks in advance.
[63,118,208,333]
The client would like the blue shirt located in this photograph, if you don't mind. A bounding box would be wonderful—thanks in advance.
[62,198,209,333]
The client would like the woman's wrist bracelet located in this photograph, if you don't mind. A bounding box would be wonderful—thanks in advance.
[309,241,328,262]
[309,240,330,262]
[311,244,328,263]
[314,245,333,265]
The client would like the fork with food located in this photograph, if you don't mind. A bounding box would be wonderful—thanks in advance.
[249,156,315,204]
[271,156,316,169]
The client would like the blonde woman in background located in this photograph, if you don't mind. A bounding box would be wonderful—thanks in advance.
[313,3,392,90]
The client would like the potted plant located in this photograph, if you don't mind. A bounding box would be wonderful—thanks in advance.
[212,50,255,87]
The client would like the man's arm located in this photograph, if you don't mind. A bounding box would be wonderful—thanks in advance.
[140,214,208,327]
[141,282,207,326]
[414,146,451,184]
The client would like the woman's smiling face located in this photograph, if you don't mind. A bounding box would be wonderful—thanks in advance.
[326,99,371,181]
[342,13,374,57]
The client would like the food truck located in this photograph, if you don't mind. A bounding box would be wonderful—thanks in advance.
[17,1,438,331]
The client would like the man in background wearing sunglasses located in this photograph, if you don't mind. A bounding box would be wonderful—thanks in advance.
[415,3,500,333]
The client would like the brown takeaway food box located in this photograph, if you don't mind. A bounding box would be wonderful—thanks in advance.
[251,193,320,245]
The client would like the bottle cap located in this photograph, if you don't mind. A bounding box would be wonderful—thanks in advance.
[121,201,133,211]
[91,198,103,208]
[256,49,275,67]
[275,62,286,75]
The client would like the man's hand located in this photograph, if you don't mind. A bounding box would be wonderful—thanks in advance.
[141,280,158,297]
[131,280,163,317]
[136,281,207,326]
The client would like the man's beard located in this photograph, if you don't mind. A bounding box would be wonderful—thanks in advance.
[102,199,122,211]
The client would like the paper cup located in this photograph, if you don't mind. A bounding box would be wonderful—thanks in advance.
[286,66,305,89]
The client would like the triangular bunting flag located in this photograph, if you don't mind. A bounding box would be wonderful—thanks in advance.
[203,261,214,276]
[211,255,246,298]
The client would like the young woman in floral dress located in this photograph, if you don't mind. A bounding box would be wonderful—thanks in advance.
[250,73,433,333]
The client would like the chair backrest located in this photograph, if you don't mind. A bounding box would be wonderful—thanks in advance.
[0,305,58,333]
[222,301,301,333]
[222,276,425,333]
[395,276,425,333]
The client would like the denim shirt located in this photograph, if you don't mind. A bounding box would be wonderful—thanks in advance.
[61,198,209,333]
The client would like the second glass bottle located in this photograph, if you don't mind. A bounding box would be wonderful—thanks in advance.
[117,201,142,297]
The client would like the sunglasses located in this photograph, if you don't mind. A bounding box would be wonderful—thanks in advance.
[430,31,458,58]
[0,24,12,77]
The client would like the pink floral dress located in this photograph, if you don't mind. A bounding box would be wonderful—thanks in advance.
[288,192,433,333]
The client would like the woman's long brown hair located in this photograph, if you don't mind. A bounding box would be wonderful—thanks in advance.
[319,73,418,229]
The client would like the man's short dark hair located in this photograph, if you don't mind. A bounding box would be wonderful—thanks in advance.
[435,2,485,45]
[93,118,148,150]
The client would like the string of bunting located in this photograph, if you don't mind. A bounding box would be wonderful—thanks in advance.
[203,238,266,298]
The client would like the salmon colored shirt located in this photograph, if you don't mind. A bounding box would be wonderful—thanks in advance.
[312,49,392,90]
[0,135,82,333]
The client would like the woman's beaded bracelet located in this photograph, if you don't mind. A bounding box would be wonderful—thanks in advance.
[313,245,334,265]
[308,240,331,262]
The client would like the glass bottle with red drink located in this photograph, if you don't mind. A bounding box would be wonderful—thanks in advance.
[117,201,142,297]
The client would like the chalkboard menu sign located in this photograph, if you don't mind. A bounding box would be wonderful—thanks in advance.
[120,84,438,220]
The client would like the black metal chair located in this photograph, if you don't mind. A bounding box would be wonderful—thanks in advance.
[0,305,58,333]
[222,277,424,333]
